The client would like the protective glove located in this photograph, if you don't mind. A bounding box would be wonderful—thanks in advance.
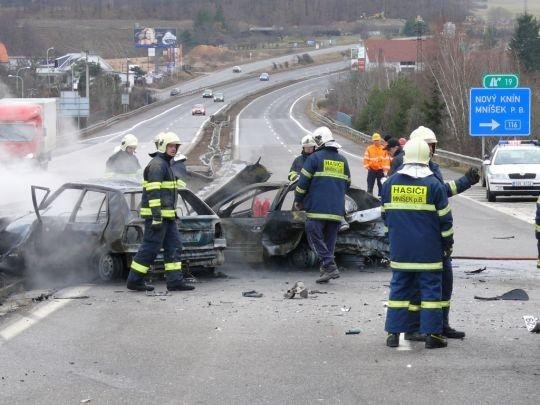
[151,220,162,231]
[465,167,480,185]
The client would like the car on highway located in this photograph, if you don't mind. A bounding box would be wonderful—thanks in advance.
[0,180,225,281]
[259,72,270,81]
[192,104,206,115]
[170,88,180,96]
[202,89,213,98]
[483,140,540,202]
[213,92,225,102]
[232,66,242,73]
[203,160,388,267]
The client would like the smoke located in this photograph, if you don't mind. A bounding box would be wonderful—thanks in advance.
[0,78,14,98]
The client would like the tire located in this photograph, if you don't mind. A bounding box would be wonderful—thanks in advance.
[96,252,124,281]
[486,186,496,202]
[287,245,318,268]
[481,177,486,187]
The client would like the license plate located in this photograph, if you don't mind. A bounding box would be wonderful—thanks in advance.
[512,180,533,187]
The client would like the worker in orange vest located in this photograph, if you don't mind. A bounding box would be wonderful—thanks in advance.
[363,132,390,196]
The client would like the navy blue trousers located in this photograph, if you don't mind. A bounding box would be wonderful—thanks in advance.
[367,169,384,196]
[305,219,340,266]
[130,219,183,280]
[385,270,443,334]
[408,257,452,330]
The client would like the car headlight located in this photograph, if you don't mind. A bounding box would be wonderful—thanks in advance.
[489,173,507,180]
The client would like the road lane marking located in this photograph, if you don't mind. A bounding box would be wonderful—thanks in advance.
[0,285,92,343]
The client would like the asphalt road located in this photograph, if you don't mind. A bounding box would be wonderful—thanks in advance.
[1,63,539,404]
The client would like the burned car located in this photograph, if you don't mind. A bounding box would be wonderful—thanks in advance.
[0,180,225,281]
[203,160,388,267]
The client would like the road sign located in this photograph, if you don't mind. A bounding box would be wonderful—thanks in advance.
[469,88,531,137]
[482,73,519,88]
[121,93,129,105]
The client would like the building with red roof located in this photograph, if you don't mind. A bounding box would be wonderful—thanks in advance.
[365,38,435,73]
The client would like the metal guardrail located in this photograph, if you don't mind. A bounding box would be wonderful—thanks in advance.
[310,99,483,169]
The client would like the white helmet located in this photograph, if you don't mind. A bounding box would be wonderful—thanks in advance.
[410,126,437,144]
[120,134,138,151]
[403,137,431,165]
[153,132,164,149]
[156,131,182,153]
[301,134,317,148]
[312,126,334,147]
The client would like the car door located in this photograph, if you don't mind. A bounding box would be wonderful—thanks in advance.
[64,189,109,264]
[213,185,281,263]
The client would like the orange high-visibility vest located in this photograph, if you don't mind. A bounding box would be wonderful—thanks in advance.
[363,144,390,172]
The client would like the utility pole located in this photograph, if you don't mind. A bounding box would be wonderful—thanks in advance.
[85,50,90,120]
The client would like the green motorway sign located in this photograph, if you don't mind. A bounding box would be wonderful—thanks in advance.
[482,74,519,88]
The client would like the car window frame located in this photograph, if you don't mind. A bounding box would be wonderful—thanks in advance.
[73,189,109,224]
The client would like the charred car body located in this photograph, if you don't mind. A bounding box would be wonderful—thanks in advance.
[203,160,388,267]
[0,180,225,281]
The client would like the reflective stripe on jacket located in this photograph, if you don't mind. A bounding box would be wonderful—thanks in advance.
[140,153,178,221]
[294,146,351,222]
[381,171,453,271]
[364,143,390,172]
[288,153,308,181]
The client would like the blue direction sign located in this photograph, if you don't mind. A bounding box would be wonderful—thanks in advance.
[469,88,531,136]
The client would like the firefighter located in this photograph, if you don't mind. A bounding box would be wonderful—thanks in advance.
[288,134,317,181]
[126,132,195,292]
[363,132,390,196]
[536,197,540,269]
[404,126,480,341]
[105,134,141,178]
[382,137,453,349]
[293,126,351,283]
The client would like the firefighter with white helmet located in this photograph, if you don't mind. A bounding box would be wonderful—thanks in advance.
[105,133,141,178]
[126,131,194,292]
[294,126,350,283]
[288,134,317,181]
[399,125,480,342]
[382,137,454,349]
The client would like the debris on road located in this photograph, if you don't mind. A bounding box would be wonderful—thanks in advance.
[242,290,263,298]
[493,236,515,240]
[53,295,89,300]
[341,306,351,312]
[474,288,529,301]
[309,289,327,295]
[345,328,361,335]
[523,315,540,333]
[145,291,169,297]
[465,267,487,275]
[284,281,308,299]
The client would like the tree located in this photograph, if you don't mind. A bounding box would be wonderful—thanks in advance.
[180,30,196,48]
[421,81,445,136]
[510,13,540,72]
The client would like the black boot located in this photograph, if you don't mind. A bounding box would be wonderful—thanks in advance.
[442,326,465,339]
[166,271,195,291]
[425,334,448,349]
[126,270,154,291]
[386,333,399,347]
[316,262,340,284]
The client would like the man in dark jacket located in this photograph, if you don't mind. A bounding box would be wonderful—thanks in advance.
[288,134,317,181]
[126,132,194,292]
[382,137,453,349]
[294,126,351,283]
[536,196,540,269]
[105,134,141,178]
[386,138,403,176]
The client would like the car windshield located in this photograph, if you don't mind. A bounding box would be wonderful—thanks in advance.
[494,148,540,165]
[0,123,37,141]
[195,104,203,108]
[215,93,223,97]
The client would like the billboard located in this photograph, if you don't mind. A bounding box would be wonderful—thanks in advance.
[134,28,177,48]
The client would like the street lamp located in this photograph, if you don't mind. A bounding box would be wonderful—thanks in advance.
[46,46,55,87]
[8,75,23,98]
[14,66,30,95]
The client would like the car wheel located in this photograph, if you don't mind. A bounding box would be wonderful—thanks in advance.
[96,252,124,281]
[287,244,318,268]
[486,186,496,202]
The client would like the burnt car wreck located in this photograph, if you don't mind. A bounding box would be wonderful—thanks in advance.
[0,180,225,281]
[203,160,389,267]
